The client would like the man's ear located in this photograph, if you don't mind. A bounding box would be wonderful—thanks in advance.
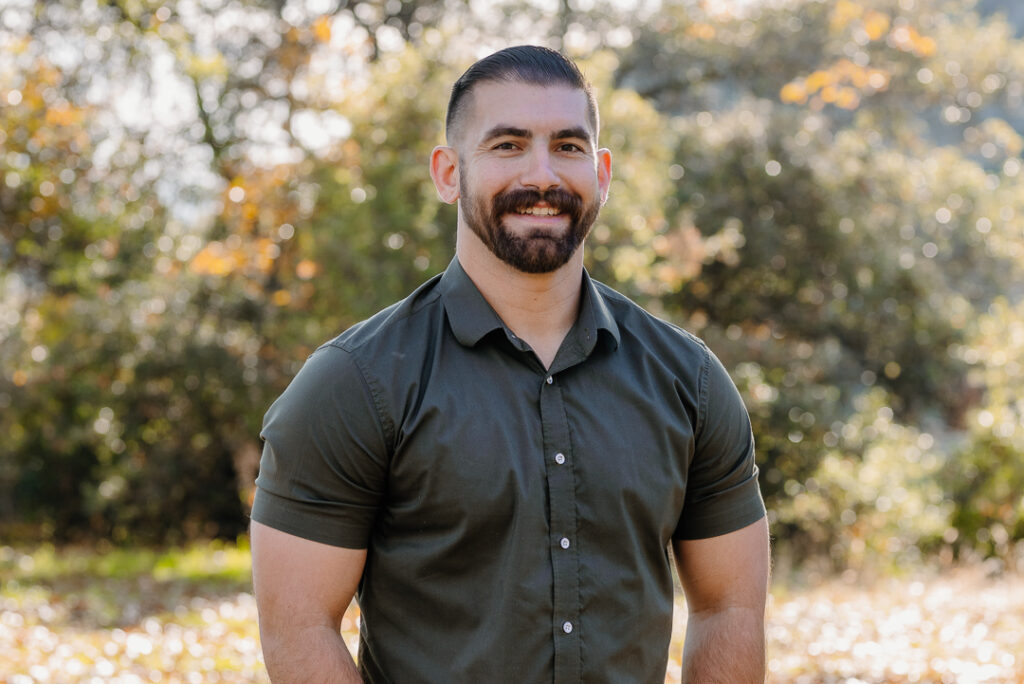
[597,147,612,206]
[430,146,460,204]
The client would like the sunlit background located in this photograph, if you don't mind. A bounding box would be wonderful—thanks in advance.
[2,0,1023,681]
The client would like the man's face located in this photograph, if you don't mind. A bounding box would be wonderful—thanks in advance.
[453,81,610,274]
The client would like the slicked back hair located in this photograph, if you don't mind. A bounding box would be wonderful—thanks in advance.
[444,45,599,145]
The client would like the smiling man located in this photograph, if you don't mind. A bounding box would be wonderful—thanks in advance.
[250,46,769,684]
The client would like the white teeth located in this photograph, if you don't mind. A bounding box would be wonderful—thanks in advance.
[518,206,560,216]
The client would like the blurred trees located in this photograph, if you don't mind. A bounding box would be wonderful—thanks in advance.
[1,0,1023,568]
[608,0,1024,568]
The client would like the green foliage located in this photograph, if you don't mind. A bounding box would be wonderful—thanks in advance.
[301,46,459,332]
[610,0,1024,565]
[939,297,1024,559]
[771,388,952,572]
[580,52,679,293]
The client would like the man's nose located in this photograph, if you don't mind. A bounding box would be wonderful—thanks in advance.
[519,148,560,191]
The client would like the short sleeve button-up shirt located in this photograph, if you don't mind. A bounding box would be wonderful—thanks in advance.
[252,257,765,683]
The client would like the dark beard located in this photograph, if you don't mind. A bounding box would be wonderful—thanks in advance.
[461,180,600,274]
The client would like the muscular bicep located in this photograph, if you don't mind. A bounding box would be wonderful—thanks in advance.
[251,519,367,631]
[672,516,769,615]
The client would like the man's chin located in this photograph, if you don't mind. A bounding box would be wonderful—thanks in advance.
[494,237,580,274]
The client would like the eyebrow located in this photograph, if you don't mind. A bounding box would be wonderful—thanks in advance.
[480,125,593,145]
[553,127,590,142]
[482,126,531,142]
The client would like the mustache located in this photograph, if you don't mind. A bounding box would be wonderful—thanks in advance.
[491,188,582,219]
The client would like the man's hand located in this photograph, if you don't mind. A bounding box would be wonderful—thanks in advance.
[250,520,367,683]
[672,517,770,684]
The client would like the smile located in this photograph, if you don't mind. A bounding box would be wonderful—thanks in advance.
[516,206,562,216]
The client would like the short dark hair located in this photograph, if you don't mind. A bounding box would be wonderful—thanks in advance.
[444,45,599,144]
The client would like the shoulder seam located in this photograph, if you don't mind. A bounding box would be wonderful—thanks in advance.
[592,281,705,344]
[331,288,443,355]
[696,343,711,439]
[326,345,396,454]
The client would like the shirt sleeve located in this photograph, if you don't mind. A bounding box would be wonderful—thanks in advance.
[673,347,766,540]
[251,343,391,549]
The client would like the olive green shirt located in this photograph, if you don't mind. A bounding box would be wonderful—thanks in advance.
[252,257,765,684]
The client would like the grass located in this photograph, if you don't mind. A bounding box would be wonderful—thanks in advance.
[1,541,1022,683]
[1,540,252,584]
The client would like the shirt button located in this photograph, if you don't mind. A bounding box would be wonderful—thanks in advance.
[560,537,570,549]
[554,453,565,465]
[562,621,573,634]
[545,375,553,384]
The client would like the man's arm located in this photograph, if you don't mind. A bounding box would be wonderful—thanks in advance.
[251,520,367,683]
[672,516,770,684]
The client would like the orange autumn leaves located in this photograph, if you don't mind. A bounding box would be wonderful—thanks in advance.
[828,0,936,55]
[190,233,319,307]
[780,1,936,110]
[780,59,890,110]
[189,172,319,307]
[190,238,280,278]
[312,15,332,43]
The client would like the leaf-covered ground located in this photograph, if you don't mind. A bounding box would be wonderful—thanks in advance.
[1,543,1022,683]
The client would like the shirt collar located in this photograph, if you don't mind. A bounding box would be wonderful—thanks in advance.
[439,256,621,352]
[438,257,507,347]
[575,268,621,353]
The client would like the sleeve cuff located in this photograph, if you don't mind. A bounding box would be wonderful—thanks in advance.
[250,486,373,549]
[673,472,766,540]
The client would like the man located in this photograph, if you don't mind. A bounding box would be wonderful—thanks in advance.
[250,45,769,683]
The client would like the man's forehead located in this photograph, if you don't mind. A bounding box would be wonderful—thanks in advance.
[463,80,594,141]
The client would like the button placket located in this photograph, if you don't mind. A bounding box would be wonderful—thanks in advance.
[539,375,581,682]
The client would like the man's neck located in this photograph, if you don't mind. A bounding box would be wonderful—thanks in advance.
[456,226,583,370]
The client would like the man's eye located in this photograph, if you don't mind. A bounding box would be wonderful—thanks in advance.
[559,143,584,152]
[493,142,518,150]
